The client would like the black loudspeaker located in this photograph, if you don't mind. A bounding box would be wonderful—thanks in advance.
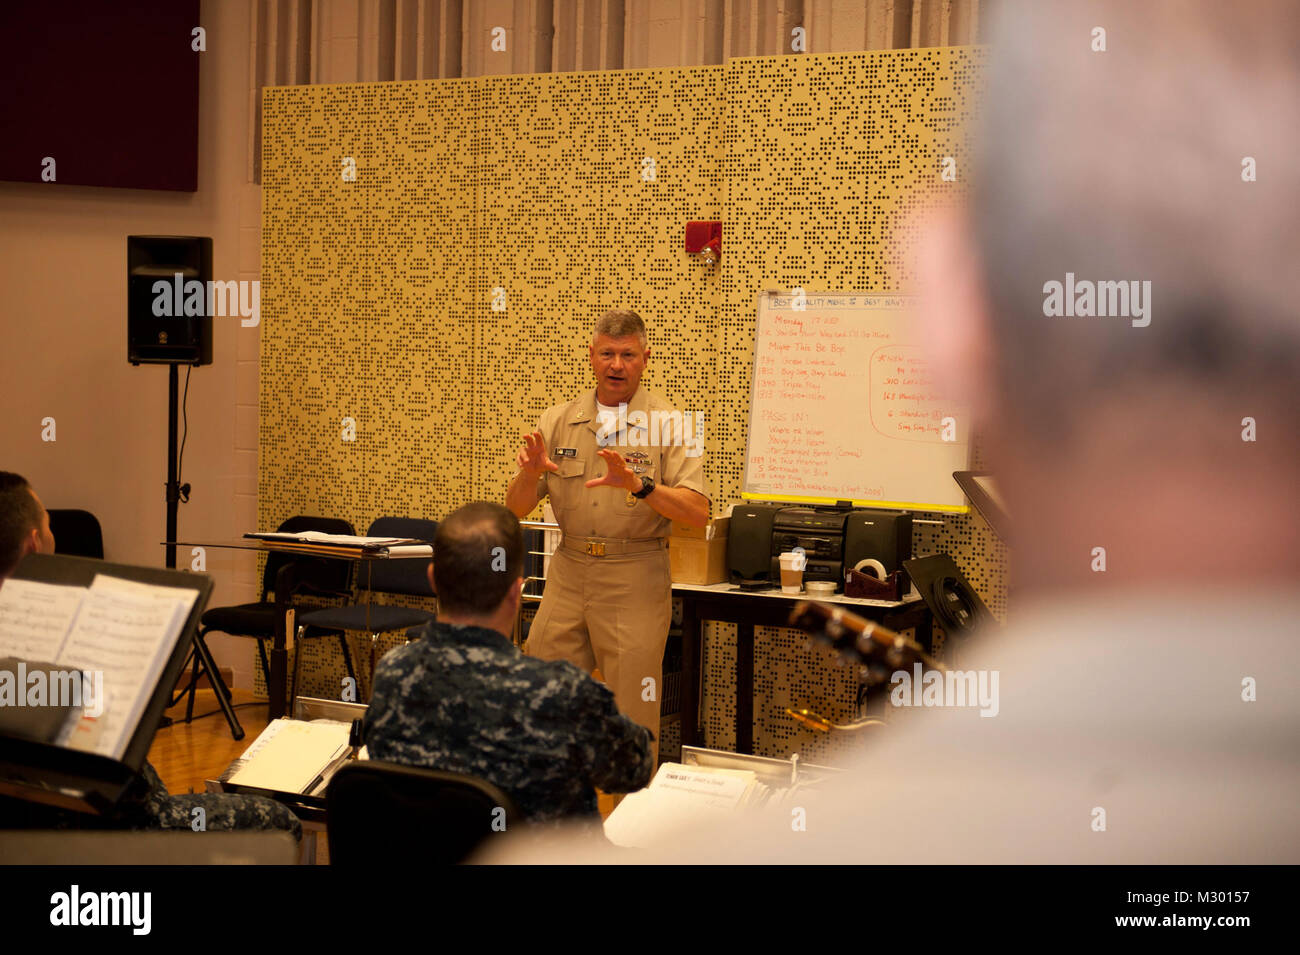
[843,509,913,577]
[727,503,783,584]
[127,235,213,365]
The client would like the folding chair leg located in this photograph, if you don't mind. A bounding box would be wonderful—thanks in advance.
[337,634,356,684]
[257,639,272,693]
[184,649,202,723]
[290,625,307,714]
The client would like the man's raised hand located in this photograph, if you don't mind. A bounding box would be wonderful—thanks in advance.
[518,431,560,478]
[585,448,639,492]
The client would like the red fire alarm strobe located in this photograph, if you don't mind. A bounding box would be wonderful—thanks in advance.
[685,221,722,262]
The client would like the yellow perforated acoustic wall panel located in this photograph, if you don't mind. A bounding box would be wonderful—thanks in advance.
[712,48,997,757]
[260,48,1002,761]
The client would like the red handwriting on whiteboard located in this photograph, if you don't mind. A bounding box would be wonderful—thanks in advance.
[868,345,955,444]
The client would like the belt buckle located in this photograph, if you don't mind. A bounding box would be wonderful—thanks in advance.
[585,541,606,557]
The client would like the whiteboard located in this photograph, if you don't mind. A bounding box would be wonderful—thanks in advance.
[742,291,970,512]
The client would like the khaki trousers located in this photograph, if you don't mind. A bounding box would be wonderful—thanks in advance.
[525,544,672,760]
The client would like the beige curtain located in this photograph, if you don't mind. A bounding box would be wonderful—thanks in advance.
[248,0,984,180]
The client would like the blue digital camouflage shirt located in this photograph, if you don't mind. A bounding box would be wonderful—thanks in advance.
[364,621,654,823]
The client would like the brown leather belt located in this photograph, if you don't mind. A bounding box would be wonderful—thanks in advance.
[559,536,668,558]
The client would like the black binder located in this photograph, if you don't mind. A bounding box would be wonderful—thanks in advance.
[0,553,212,815]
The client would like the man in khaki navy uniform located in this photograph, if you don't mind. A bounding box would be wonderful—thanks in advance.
[506,310,709,756]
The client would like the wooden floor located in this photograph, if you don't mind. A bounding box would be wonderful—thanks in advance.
[148,688,271,795]
[147,689,616,819]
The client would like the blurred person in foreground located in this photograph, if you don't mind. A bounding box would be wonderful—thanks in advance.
[481,0,1300,863]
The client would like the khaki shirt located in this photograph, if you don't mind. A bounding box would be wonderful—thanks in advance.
[533,387,708,540]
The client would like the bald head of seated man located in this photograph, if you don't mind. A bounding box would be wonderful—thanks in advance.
[363,501,655,826]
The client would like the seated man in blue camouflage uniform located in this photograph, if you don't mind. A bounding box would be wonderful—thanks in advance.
[0,470,301,839]
[364,501,654,824]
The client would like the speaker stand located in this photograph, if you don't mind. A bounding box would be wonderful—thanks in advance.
[161,362,243,740]
[166,362,180,572]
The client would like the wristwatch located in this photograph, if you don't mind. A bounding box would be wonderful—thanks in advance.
[632,476,656,499]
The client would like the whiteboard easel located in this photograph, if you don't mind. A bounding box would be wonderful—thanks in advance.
[742,291,970,512]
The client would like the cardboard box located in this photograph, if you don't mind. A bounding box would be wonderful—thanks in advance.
[669,517,730,584]
[669,537,728,585]
[669,522,729,586]
[670,516,730,541]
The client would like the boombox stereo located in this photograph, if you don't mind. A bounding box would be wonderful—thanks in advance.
[727,504,913,590]
[767,506,846,584]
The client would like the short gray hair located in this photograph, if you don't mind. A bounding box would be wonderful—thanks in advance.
[973,0,1299,446]
[593,309,647,350]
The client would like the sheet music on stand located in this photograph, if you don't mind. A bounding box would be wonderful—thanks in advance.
[0,554,211,815]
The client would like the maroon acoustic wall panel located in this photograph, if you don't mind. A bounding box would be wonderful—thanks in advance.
[0,0,201,191]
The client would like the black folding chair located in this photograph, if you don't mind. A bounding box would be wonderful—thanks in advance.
[326,760,519,865]
[180,515,355,737]
[47,509,104,559]
[292,516,438,707]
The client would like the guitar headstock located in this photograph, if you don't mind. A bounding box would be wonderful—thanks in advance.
[787,600,944,685]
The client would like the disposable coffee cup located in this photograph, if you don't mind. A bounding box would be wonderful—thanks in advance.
[779,551,806,594]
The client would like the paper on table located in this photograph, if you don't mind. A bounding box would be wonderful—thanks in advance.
[294,531,401,545]
[238,717,351,761]
[0,579,86,664]
[251,531,413,546]
[238,717,291,760]
[215,719,292,783]
[603,763,757,848]
[645,763,756,807]
[227,720,352,794]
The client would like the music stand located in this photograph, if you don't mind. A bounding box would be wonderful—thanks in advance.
[953,471,1011,542]
[0,553,212,816]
